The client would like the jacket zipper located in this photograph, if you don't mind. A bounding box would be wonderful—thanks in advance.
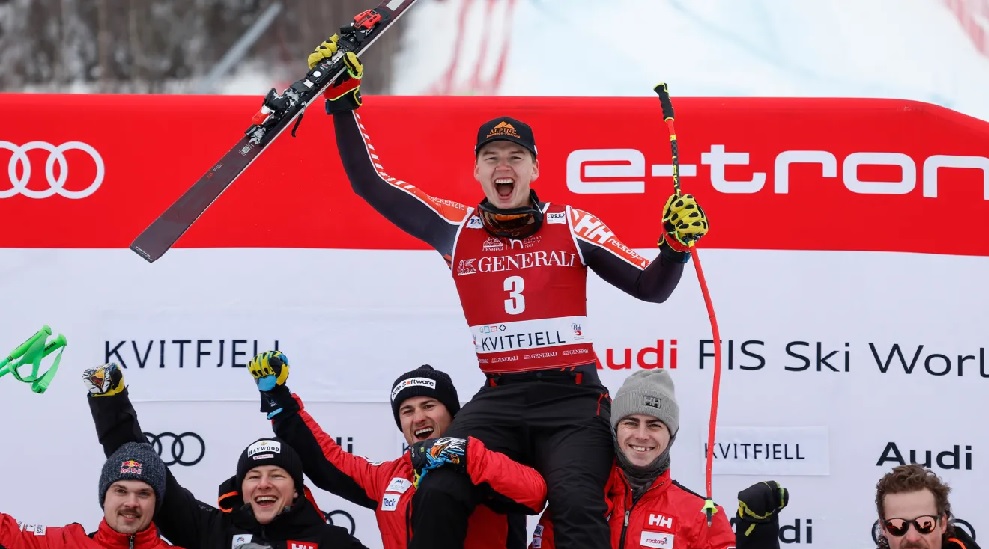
[618,509,631,549]
[617,473,666,549]
[618,479,636,549]
[129,534,135,549]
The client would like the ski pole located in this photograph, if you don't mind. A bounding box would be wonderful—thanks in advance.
[653,83,723,527]
[0,325,68,393]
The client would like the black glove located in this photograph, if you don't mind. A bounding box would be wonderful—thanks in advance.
[409,437,468,488]
[217,474,241,513]
[737,481,788,548]
[738,480,789,523]
[307,34,364,113]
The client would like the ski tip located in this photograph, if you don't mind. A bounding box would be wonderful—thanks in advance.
[129,242,161,263]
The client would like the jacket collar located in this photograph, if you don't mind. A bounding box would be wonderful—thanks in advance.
[93,520,163,549]
[617,465,672,496]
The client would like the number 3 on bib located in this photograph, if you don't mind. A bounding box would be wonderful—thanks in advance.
[503,275,525,315]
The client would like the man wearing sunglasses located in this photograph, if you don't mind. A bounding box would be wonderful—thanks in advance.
[875,464,979,549]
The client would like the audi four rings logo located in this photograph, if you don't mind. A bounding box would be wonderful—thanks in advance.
[144,432,206,466]
[0,140,105,199]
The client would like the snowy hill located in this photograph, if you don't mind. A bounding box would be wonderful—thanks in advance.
[390,0,989,122]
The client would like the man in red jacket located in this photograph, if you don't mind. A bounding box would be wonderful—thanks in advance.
[0,441,179,549]
[529,370,789,549]
[248,351,547,549]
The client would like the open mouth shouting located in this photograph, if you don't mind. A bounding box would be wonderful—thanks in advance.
[413,426,435,441]
[494,177,515,202]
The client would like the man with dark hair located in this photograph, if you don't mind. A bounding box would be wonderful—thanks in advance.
[528,370,789,549]
[875,464,979,549]
[245,350,547,549]
[83,363,370,549]
[1,441,177,549]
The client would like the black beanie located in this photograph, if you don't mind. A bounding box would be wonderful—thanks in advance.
[390,364,460,428]
[235,437,304,493]
[99,442,167,513]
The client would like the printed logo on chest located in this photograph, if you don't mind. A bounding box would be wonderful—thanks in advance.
[231,533,252,549]
[643,513,675,530]
[481,235,543,252]
[639,531,674,548]
[381,492,401,512]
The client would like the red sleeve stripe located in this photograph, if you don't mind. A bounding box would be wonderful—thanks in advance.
[354,113,469,225]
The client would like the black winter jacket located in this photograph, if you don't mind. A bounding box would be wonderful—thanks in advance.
[87,389,368,549]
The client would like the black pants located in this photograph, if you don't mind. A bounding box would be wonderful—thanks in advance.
[409,364,614,549]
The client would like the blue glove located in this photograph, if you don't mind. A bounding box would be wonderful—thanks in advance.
[248,351,294,419]
[409,437,468,488]
[248,350,289,391]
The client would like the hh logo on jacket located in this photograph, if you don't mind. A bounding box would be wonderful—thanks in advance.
[640,513,676,548]
[645,513,674,529]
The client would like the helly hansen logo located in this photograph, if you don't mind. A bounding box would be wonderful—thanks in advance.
[644,395,660,408]
[648,513,673,529]
[288,542,316,549]
[570,210,614,245]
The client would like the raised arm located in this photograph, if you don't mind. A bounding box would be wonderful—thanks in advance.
[570,208,688,303]
[334,110,467,258]
[84,363,223,549]
[0,513,57,549]
[248,351,381,508]
[270,391,381,509]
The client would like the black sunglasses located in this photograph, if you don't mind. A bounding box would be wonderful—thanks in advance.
[884,515,940,536]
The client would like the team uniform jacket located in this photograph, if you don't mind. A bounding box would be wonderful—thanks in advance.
[0,515,176,549]
[272,393,548,549]
[86,390,369,549]
[333,111,686,374]
[530,467,738,549]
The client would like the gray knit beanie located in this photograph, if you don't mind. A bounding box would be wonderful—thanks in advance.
[99,442,167,512]
[610,370,679,435]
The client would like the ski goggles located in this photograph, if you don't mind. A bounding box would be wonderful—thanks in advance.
[883,515,940,536]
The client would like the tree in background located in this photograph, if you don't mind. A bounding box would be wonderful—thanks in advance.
[0,0,404,94]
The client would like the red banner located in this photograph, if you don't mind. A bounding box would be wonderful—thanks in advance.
[1,93,988,256]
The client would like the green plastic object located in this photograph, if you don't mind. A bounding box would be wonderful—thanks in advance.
[0,325,67,393]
